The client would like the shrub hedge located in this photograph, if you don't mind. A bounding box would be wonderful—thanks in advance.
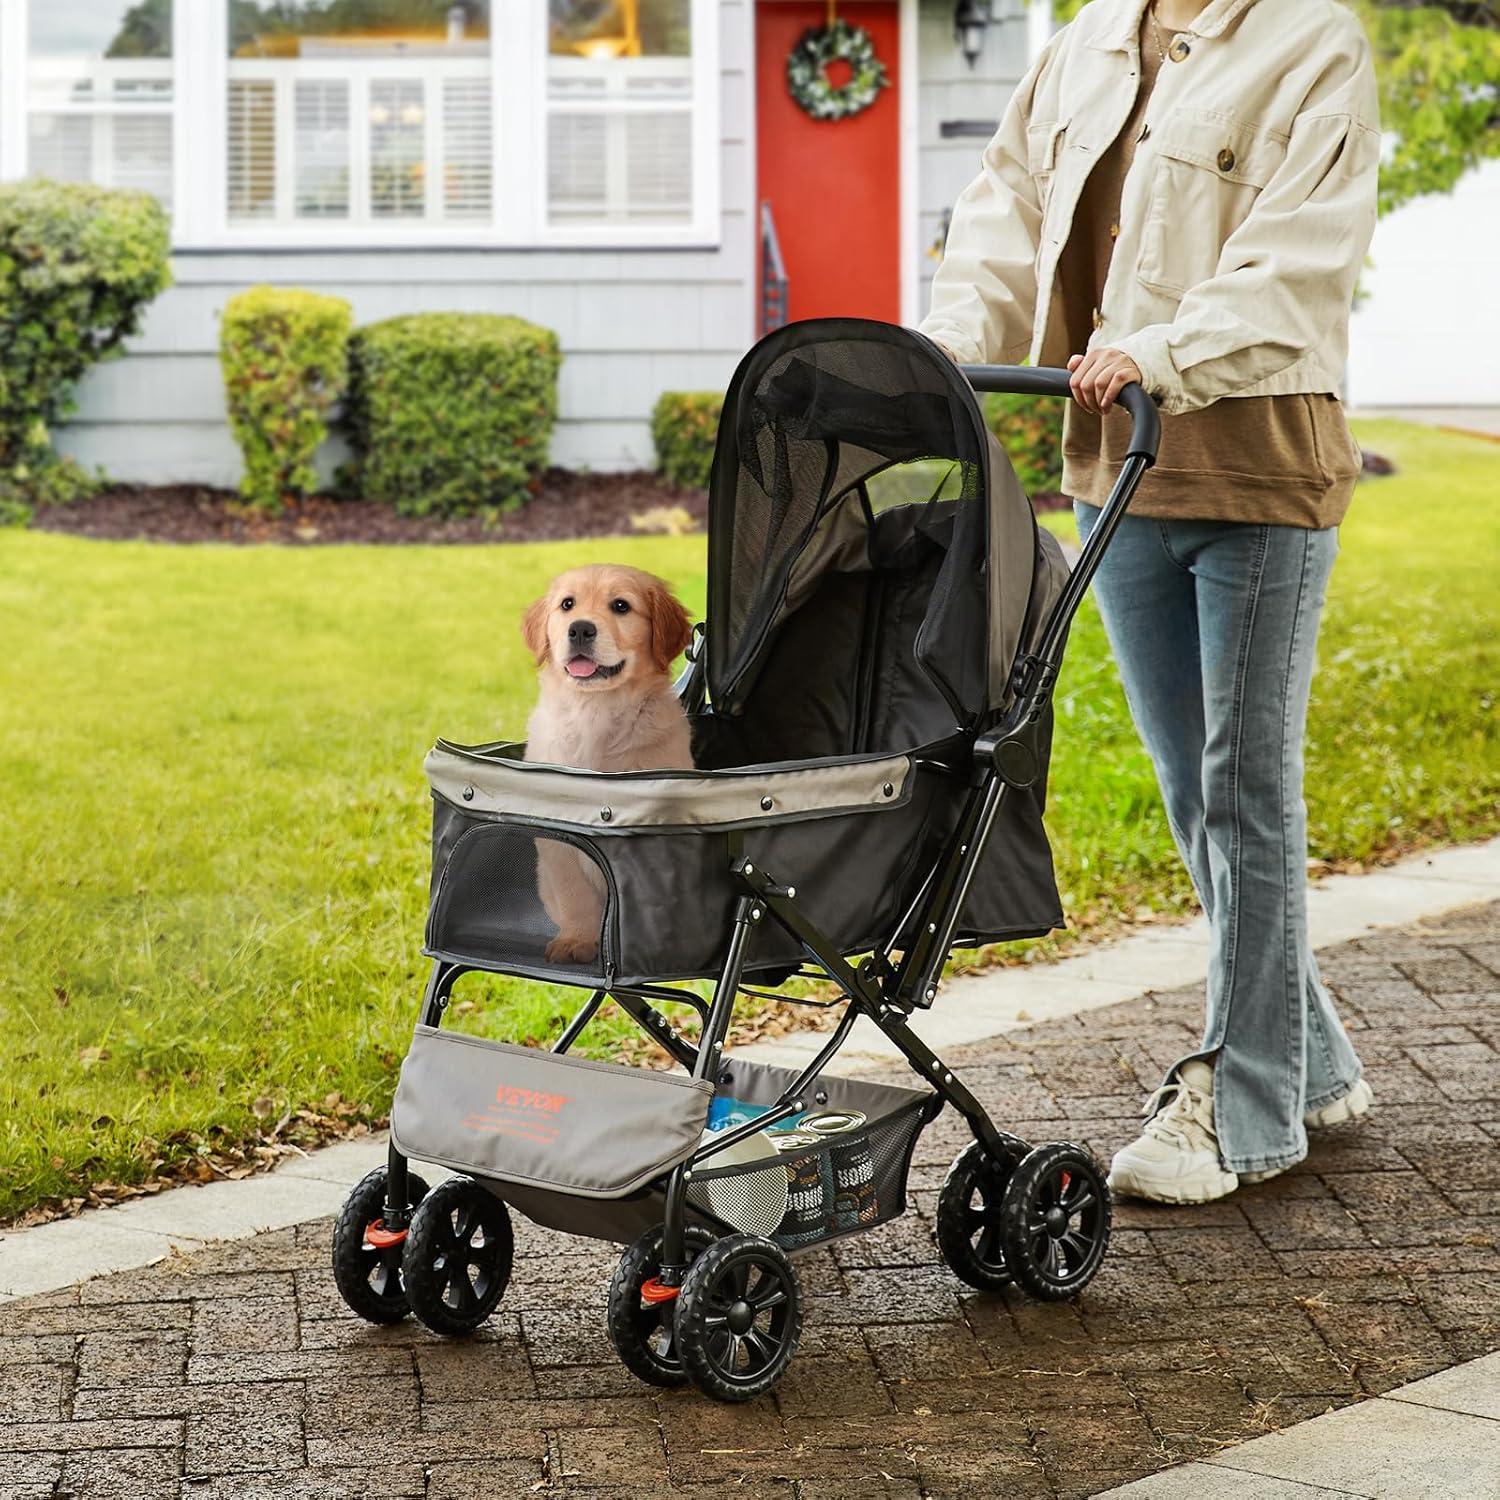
[0,179,172,525]
[343,313,561,516]
[652,391,722,489]
[220,286,352,511]
[983,391,1064,497]
[648,389,1065,499]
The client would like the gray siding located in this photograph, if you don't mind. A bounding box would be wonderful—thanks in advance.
[58,0,757,486]
[914,2,1030,319]
[56,0,1036,486]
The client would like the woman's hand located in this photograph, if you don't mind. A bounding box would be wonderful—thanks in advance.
[1067,347,1144,415]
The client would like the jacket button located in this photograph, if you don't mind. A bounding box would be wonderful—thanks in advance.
[1168,35,1191,62]
[1217,147,1236,172]
[599,807,612,822]
[462,786,474,801]
[760,795,773,811]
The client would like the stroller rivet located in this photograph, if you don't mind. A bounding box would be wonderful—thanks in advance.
[751,907,762,920]
[462,785,474,801]
[928,923,937,934]
[883,782,894,797]
[744,862,754,874]
[760,795,773,811]
[600,807,613,822]
[786,886,796,898]
[925,987,937,1001]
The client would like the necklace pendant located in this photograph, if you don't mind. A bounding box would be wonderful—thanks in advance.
[1167,34,1191,63]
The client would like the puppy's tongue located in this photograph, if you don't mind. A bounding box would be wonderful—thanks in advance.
[566,656,598,679]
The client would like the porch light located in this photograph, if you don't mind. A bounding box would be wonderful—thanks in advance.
[953,0,990,68]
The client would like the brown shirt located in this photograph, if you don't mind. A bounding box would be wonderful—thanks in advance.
[1057,13,1361,528]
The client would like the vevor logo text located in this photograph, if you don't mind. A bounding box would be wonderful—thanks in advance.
[495,1085,571,1115]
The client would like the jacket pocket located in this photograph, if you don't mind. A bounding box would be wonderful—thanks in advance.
[1136,108,1287,297]
[1026,118,1069,213]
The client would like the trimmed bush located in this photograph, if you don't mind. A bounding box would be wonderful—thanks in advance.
[220,286,352,511]
[984,391,1064,497]
[652,391,722,489]
[0,179,172,524]
[343,313,561,516]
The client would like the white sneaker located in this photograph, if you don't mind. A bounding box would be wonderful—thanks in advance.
[1108,1060,1239,1204]
[1306,1078,1374,1129]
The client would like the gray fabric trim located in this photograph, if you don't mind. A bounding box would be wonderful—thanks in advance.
[390,1026,712,1198]
[425,743,915,830]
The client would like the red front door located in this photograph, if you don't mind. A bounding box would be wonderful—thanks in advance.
[755,1,901,325]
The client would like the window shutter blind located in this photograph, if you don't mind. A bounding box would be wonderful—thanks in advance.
[227,80,276,222]
[370,79,426,220]
[442,75,492,221]
[295,80,351,220]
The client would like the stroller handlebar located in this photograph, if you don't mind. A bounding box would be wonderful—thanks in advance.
[959,364,1160,466]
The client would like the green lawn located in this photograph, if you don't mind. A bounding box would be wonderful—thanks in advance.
[2,420,1495,1221]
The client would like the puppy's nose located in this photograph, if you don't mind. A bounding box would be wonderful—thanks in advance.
[567,619,597,649]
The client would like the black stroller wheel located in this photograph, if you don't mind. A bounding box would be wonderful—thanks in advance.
[331,1166,431,1324]
[402,1176,514,1336]
[998,1143,1112,1301]
[674,1234,802,1402]
[935,1140,1014,1291]
[607,1224,717,1387]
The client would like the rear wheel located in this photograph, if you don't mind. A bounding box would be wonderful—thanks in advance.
[331,1166,430,1324]
[935,1140,1014,1291]
[606,1224,716,1387]
[998,1143,1111,1301]
[402,1176,514,1335]
[674,1234,802,1402]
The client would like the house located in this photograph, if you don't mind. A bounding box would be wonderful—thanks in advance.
[1,0,1050,486]
[10,1,1494,487]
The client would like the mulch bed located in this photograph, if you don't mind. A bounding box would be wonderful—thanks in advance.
[31,472,1078,546]
[30,468,707,546]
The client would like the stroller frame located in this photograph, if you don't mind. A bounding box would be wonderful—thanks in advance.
[376,365,1161,1291]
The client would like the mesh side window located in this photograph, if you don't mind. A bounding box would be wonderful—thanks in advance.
[428,822,613,980]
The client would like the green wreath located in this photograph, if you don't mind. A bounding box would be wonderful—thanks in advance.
[787,18,889,122]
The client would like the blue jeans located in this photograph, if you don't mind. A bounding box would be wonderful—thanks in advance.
[1074,504,1364,1173]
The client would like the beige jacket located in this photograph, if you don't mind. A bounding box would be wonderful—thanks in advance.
[919,0,1381,416]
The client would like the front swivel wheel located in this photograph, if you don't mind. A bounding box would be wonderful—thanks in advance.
[674,1234,802,1402]
[401,1176,514,1336]
[607,1224,717,1387]
[331,1166,431,1324]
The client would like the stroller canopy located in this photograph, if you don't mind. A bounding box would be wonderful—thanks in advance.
[706,318,1064,737]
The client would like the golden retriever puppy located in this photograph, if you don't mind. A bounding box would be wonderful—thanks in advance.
[523,565,695,964]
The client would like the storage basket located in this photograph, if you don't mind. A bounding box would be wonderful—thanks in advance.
[687,1060,942,1253]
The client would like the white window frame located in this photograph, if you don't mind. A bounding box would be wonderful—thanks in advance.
[0,0,721,251]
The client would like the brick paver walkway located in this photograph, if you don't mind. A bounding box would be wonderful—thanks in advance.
[3,903,1497,1499]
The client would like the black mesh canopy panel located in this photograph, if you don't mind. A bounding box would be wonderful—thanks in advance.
[706,318,1047,732]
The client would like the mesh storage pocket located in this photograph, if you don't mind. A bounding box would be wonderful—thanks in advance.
[427,821,615,981]
[690,1096,932,1253]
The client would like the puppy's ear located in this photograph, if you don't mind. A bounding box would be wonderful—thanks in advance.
[521,594,551,666]
[646,577,695,676]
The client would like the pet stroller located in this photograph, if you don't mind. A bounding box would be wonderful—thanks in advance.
[333,318,1160,1401]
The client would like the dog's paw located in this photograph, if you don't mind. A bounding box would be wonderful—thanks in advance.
[545,934,599,965]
